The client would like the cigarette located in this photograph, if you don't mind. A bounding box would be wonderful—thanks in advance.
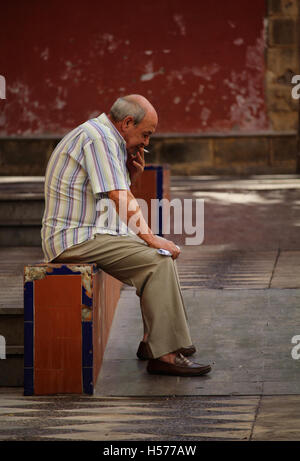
[144,149,150,153]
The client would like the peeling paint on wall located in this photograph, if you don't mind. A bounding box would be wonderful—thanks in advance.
[140,70,164,82]
[222,28,267,130]
[173,14,186,36]
[0,0,267,135]
[234,38,244,46]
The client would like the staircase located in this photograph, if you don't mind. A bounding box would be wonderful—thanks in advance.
[0,177,44,385]
[0,177,44,247]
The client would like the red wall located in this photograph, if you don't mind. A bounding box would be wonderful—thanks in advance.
[0,0,268,135]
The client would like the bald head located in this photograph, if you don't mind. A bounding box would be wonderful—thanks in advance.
[124,94,157,118]
[109,94,158,126]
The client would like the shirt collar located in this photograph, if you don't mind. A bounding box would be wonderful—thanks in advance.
[97,113,126,147]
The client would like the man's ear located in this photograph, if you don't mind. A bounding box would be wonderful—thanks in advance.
[122,116,134,130]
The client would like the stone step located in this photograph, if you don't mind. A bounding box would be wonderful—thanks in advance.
[0,167,170,245]
[0,311,23,347]
[0,178,44,246]
[0,355,24,386]
[0,247,44,386]
[171,174,300,191]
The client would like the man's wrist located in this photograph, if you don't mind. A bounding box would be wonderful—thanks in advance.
[138,231,155,246]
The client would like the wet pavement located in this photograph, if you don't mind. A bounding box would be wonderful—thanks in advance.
[96,287,300,397]
[1,175,300,441]
[2,389,297,441]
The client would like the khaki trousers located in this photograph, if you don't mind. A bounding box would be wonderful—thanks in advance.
[54,234,193,359]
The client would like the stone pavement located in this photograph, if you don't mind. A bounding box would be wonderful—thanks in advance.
[1,175,300,441]
[96,287,300,397]
[1,389,300,441]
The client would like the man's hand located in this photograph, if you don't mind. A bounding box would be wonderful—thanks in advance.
[141,234,181,260]
[126,147,145,185]
[107,189,181,260]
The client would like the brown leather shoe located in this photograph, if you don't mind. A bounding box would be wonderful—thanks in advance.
[147,353,211,377]
[137,341,196,360]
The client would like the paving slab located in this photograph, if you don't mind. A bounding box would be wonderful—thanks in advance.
[0,393,261,441]
[271,250,300,289]
[252,396,300,441]
[170,187,300,251]
[176,248,278,289]
[95,287,300,396]
[1,390,300,441]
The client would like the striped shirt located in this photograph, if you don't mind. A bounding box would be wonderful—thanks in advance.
[41,113,132,263]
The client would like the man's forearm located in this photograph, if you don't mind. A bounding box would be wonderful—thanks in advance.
[107,189,180,259]
[108,189,154,244]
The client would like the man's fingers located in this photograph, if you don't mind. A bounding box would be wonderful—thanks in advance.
[171,244,181,260]
[133,160,144,171]
[136,149,145,165]
[139,146,145,157]
[172,251,180,260]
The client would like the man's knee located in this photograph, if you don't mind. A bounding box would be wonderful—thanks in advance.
[155,253,175,271]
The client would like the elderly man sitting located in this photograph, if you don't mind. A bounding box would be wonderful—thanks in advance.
[41,94,211,377]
